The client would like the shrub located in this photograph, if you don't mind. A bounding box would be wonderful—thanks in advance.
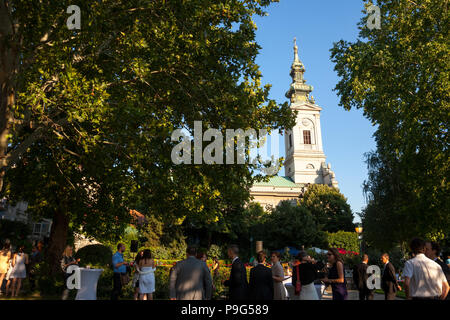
[212,265,230,299]
[326,231,359,253]
[34,261,65,297]
[75,244,113,267]
[338,250,360,269]
[154,266,171,300]
[207,244,225,259]
[96,267,114,299]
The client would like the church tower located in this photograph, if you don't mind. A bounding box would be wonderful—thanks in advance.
[249,39,338,210]
[284,39,338,188]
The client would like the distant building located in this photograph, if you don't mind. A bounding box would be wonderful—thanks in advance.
[250,39,338,210]
[0,199,52,241]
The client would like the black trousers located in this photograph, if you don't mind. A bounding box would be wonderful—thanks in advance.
[111,272,123,300]
[385,291,396,300]
[358,289,374,300]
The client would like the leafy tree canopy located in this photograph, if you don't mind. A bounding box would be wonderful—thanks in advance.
[330,0,449,248]
[1,1,293,271]
[261,200,327,250]
[300,184,355,233]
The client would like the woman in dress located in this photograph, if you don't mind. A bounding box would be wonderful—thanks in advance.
[292,251,319,300]
[320,248,348,300]
[9,245,29,297]
[132,250,144,300]
[212,257,220,278]
[270,251,286,300]
[138,249,156,300]
[0,242,11,295]
[60,245,80,300]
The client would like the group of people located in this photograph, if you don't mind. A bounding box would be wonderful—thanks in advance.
[353,238,449,300]
[110,243,157,300]
[3,237,450,300]
[108,243,349,301]
[0,239,43,297]
[111,240,450,301]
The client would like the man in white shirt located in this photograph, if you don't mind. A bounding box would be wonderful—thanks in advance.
[403,238,449,300]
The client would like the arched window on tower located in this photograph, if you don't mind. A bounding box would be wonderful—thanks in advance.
[289,134,293,149]
[303,130,312,145]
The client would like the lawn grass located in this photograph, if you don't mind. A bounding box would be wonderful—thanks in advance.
[374,289,406,299]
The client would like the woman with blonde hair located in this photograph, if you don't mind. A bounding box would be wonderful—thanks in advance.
[0,241,12,295]
[60,245,80,300]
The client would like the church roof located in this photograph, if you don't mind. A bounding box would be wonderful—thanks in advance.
[252,176,305,188]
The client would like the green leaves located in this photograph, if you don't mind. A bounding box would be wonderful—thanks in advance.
[331,0,450,249]
[4,0,294,247]
[300,184,355,233]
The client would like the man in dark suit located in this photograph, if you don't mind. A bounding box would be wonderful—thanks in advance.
[224,245,249,300]
[248,251,273,300]
[381,253,401,300]
[353,254,374,300]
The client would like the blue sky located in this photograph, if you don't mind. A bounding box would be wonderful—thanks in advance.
[253,0,376,220]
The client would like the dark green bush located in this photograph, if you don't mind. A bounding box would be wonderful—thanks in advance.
[34,261,65,297]
[75,244,113,267]
[154,266,171,299]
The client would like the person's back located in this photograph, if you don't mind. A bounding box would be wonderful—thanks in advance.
[434,257,450,282]
[170,251,212,300]
[224,246,249,300]
[354,263,367,290]
[249,264,273,300]
[139,258,155,274]
[404,253,447,298]
[11,252,27,276]
[138,253,156,300]
[139,258,154,268]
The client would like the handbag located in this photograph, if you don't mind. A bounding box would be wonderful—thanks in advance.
[295,264,302,295]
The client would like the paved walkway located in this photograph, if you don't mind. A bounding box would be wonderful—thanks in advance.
[321,287,402,300]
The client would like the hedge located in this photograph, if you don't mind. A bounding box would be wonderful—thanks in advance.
[326,231,359,253]
[75,244,113,267]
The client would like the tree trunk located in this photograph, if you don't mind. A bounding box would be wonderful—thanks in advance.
[46,209,70,275]
[0,1,18,194]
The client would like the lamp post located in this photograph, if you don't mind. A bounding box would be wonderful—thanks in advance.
[355,223,363,254]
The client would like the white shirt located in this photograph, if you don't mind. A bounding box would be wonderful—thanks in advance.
[403,253,447,298]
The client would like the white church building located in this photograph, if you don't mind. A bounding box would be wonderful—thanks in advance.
[250,39,338,210]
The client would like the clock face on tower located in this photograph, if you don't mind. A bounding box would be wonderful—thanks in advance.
[302,118,310,127]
